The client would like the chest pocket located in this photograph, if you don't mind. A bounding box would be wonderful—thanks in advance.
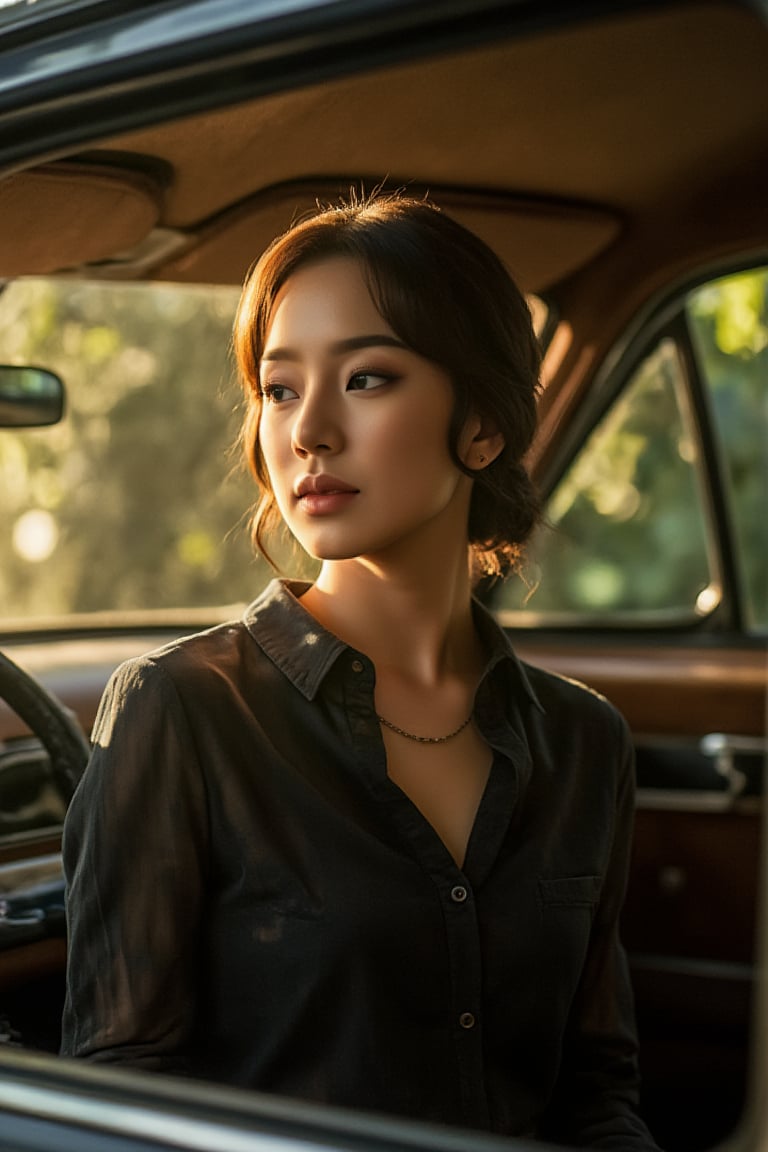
[538,874,602,910]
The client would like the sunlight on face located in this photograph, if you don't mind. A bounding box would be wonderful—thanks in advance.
[258,257,475,565]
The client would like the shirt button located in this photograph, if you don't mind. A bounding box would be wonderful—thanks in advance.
[459,1012,476,1030]
[351,659,364,673]
[450,885,468,903]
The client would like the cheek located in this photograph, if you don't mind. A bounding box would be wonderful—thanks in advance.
[256,428,292,519]
[377,403,454,474]
[257,417,287,475]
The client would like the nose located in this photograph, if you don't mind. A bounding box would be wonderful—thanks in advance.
[291,384,342,458]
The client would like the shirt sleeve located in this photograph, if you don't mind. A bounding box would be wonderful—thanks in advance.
[540,710,663,1150]
[60,656,209,1071]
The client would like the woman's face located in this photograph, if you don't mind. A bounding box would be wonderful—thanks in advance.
[257,256,476,564]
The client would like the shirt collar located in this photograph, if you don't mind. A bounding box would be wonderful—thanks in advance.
[243,579,346,700]
[244,577,543,713]
[470,595,544,714]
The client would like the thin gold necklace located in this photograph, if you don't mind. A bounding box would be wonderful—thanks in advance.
[376,712,473,744]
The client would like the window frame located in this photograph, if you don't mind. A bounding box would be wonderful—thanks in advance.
[491,258,768,639]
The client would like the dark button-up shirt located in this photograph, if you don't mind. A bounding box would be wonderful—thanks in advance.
[61,579,657,1148]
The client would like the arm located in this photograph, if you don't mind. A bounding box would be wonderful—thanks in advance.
[60,656,209,1071]
[541,713,662,1150]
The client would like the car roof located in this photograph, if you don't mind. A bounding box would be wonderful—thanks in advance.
[1,1,766,297]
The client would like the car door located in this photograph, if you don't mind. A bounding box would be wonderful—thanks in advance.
[491,263,767,1150]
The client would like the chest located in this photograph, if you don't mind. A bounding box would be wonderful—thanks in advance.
[383,724,493,868]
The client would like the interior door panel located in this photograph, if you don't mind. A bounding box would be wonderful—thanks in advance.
[514,637,765,1150]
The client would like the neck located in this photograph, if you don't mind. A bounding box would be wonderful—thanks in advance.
[300,542,480,687]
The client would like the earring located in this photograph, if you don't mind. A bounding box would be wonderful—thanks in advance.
[478,454,486,465]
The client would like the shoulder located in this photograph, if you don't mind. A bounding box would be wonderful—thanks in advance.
[106,618,253,693]
[509,660,636,824]
[517,658,632,753]
[93,617,266,743]
[522,659,620,714]
[475,598,631,750]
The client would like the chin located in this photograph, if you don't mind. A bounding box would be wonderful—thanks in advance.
[288,534,361,563]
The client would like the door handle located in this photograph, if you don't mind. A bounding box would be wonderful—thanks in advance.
[700,733,767,800]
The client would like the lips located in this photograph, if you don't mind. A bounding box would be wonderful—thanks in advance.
[295,474,359,498]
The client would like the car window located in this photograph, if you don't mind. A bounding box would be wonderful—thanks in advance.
[687,268,767,631]
[497,266,767,632]
[0,276,548,631]
[0,278,289,628]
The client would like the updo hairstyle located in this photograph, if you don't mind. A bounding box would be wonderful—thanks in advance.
[233,192,541,578]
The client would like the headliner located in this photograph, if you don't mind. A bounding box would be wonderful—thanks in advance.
[1,2,766,293]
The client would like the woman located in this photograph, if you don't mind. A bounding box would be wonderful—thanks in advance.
[62,194,659,1149]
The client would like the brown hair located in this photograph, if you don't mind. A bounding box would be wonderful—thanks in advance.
[233,192,541,577]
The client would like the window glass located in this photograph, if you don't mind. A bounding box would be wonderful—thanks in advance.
[0,278,286,627]
[686,268,767,631]
[497,338,715,621]
[0,278,546,630]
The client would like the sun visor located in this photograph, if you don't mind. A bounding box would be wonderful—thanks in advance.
[158,182,621,294]
[0,163,161,277]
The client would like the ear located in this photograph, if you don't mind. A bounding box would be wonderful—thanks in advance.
[458,413,505,472]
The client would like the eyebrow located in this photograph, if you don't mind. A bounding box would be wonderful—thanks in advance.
[261,335,409,363]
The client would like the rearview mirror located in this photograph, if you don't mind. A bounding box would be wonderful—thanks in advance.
[0,365,64,427]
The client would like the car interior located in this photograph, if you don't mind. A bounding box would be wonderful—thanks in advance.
[0,1,766,1150]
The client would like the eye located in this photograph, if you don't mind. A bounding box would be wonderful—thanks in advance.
[261,382,298,404]
[346,371,393,392]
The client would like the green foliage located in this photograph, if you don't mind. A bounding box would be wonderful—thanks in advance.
[688,269,767,629]
[498,267,767,631]
[0,279,282,622]
[501,340,712,619]
[1,268,764,631]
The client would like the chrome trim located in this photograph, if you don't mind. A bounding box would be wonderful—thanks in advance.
[701,733,768,756]
[496,603,708,630]
[0,1078,323,1152]
[0,1049,521,1152]
[701,732,768,800]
